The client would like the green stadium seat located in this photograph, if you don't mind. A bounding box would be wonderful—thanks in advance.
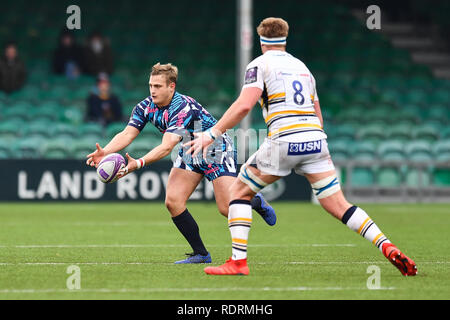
[405,141,432,163]
[71,139,99,159]
[351,167,375,186]
[328,140,351,161]
[335,106,364,124]
[441,127,450,140]
[412,125,440,142]
[432,168,450,186]
[387,124,413,141]
[122,101,138,116]
[409,153,433,163]
[377,167,402,187]
[67,87,91,101]
[396,110,419,127]
[14,137,44,159]
[405,168,431,187]
[356,125,386,143]
[29,106,59,122]
[0,91,7,104]
[45,84,69,100]
[406,76,431,89]
[386,110,408,125]
[139,125,162,140]
[50,123,78,140]
[352,141,377,160]
[378,89,402,105]
[207,104,226,119]
[0,149,11,159]
[376,76,406,92]
[381,152,406,162]
[348,90,373,105]
[16,86,41,102]
[24,121,53,139]
[59,107,84,125]
[421,120,444,133]
[426,107,449,125]
[378,141,405,161]
[106,122,126,139]
[42,140,70,159]
[0,120,25,139]
[333,125,356,141]
[126,140,158,158]
[0,140,13,159]
[402,90,428,105]
[2,106,30,122]
[77,123,104,140]
[433,140,450,162]
[359,111,392,126]
[430,89,450,105]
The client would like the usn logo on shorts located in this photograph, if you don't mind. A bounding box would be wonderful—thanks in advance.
[288,140,322,155]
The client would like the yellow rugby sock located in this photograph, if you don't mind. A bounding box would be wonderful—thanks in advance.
[228,199,252,260]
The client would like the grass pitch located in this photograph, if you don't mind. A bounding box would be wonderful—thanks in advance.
[0,202,449,300]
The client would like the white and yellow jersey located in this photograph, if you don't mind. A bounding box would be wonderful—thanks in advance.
[243,50,327,142]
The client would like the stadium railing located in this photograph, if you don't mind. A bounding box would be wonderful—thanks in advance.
[337,160,450,203]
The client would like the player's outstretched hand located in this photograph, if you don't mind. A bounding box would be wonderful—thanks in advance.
[183,132,214,159]
[86,143,105,168]
[116,153,138,179]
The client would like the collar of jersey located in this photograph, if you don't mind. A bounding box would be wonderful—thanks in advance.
[264,49,289,56]
[153,91,179,109]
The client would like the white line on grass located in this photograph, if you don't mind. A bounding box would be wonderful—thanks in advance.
[0,261,447,266]
[0,286,397,294]
[0,222,175,227]
[0,244,357,248]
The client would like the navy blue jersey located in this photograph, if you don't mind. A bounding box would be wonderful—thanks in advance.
[128,92,217,140]
[127,92,236,178]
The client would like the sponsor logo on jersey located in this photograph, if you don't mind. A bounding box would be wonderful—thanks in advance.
[287,140,322,155]
[244,67,258,84]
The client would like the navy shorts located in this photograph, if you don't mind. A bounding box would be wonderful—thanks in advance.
[173,134,237,181]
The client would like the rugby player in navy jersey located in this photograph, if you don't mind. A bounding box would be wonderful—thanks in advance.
[86,63,276,264]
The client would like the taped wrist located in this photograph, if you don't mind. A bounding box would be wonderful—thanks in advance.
[135,158,145,169]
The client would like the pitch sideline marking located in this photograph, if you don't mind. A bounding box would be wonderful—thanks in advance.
[0,261,447,266]
[0,244,357,248]
[0,286,397,294]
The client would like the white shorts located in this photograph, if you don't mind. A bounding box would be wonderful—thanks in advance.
[248,138,335,177]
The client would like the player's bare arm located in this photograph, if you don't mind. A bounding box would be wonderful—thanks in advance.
[86,125,140,167]
[184,87,262,156]
[116,132,181,178]
[313,100,324,128]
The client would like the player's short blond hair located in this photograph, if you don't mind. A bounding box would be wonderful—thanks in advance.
[257,17,289,39]
[151,63,178,85]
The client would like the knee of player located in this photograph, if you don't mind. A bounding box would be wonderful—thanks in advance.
[165,196,185,212]
[311,174,341,200]
[217,205,229,217]
[236,164,268,197]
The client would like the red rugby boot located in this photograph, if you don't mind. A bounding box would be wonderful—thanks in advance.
[382,243,418,276]
[204,258,249,275]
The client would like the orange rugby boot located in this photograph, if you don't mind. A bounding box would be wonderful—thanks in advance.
[204,258,249,275]
[382,243,418,276]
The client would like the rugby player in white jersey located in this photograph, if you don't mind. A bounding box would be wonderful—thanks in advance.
[185,17,417,276]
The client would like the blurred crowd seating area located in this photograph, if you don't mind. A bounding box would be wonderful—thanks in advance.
[0,0,448,187]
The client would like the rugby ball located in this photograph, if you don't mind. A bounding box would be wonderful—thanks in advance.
[96,153,126,183]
